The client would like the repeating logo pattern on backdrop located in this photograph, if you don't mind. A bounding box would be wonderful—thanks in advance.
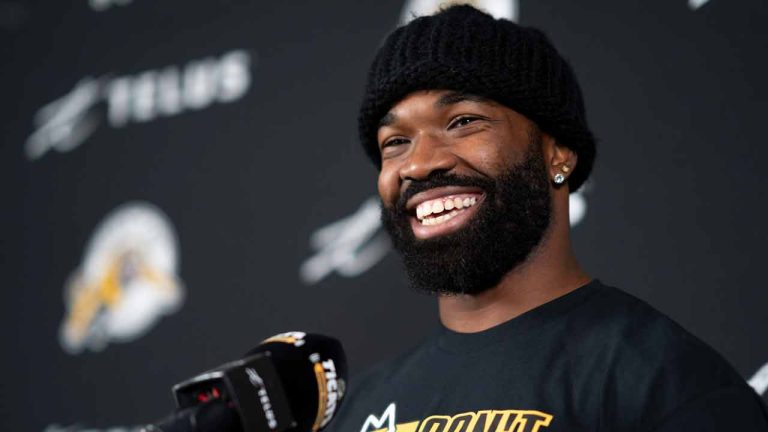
[60,201,184,354]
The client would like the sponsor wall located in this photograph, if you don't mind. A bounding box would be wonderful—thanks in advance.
[1,0,767,430]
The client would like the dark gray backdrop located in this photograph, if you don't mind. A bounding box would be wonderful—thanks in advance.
[1,0,767,430]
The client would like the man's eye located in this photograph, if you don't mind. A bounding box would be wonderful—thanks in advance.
[382,137,409,148]
[449,116,480,129]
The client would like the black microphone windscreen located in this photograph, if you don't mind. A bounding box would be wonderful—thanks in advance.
[247,332,348,432]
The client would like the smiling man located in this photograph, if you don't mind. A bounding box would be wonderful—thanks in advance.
[329,5,768,432]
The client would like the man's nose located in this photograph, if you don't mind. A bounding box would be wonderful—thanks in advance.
[399,133,456,181]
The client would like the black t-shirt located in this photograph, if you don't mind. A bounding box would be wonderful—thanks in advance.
[329,280,768,431]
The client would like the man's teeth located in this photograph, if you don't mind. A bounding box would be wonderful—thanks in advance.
[416,196,478,225]
[421,209,462,226]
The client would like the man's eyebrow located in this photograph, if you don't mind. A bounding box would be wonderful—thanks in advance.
[378,92,489,129]
[378,112,396,128]
[435,91,491,108]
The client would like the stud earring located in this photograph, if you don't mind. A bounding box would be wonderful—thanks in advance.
[553,173,566,185]
[561,165,571,173]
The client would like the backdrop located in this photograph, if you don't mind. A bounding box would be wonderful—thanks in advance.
[2,0,767,430]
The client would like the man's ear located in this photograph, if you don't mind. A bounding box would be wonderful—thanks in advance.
[541,132,578,180]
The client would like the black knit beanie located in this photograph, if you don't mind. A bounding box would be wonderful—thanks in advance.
[358,5,596,192]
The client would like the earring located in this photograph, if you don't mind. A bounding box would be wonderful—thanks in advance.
[561,165,571,173]
[553,173,566,185]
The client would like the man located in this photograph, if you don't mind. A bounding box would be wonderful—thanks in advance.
[330,5,768,431]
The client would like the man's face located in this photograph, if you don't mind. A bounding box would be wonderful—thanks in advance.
[377,90,552,295]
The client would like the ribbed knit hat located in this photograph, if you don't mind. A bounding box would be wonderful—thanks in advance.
[358,5,596,192]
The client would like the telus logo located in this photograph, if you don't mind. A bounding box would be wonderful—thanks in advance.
[245,368,279,430]
[25,49,252,160]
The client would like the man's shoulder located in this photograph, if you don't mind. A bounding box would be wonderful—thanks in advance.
[573,281,733,369]
[567,281,741,385]
[574,281,759,428]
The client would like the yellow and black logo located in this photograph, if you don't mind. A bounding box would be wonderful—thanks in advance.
[362,403,552,432]
[59,202,184,354]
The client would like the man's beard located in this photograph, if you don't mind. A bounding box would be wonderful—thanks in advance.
[380,133,552,296]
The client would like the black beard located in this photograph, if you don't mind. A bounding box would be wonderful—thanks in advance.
[380,136,552,296]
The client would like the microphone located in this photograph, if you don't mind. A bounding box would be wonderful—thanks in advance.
[143,332,348,432]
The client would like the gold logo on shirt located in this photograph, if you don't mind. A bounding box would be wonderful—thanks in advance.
[363,404,553,432]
